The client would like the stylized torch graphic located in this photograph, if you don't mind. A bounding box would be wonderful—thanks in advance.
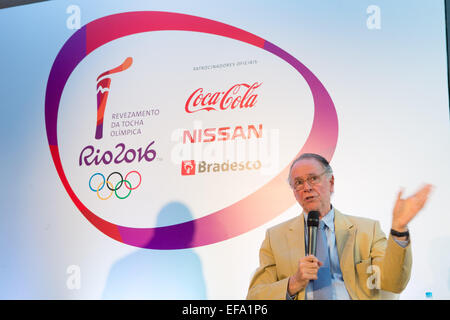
[95,57,133,139]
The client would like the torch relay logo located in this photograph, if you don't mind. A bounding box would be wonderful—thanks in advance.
[80,57,154,200]
[95,57,133,139]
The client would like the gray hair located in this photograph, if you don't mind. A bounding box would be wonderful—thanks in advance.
[287,153,333,186]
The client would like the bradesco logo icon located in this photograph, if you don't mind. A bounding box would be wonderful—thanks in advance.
[181,160,262,176]
[89,171,142,200]
[181,160,196,176]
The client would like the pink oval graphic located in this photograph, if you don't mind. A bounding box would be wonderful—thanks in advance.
[45,11,338,249]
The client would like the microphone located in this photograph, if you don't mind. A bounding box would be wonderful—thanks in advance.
[307,211,320,256]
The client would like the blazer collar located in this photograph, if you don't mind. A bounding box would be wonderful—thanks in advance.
[334,209,358,300]
[286,214,306,300]
[287,214,305,260]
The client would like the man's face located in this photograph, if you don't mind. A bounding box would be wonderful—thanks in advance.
[289,158,334,217]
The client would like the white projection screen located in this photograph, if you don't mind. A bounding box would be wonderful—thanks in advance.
[0,0,449,299]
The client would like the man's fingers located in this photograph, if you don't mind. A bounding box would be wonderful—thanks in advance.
[402,184,433,202]
[417,184,433,201]
[419,183,433,194]
[299,256,323,270]
[304,255,320,263]
[410,184,433,210]
[397,188,404,201]
[307,271,319,280]
[303,271,318,280]
[301,261,320,269]
[298,255,324,283]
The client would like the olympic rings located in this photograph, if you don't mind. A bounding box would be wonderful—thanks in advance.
[89,173,105,192]
[124,171,141,190]
[97,181,114,200]
[89,171,141,200]
[106,172,123,191]
[115,180,132,199]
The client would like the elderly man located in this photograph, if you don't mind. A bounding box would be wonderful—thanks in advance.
[247,153,432,300]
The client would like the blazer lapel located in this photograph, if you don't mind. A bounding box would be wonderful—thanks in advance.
[334,209,358,300]
[286,215,305,273]
[286,214,306,300]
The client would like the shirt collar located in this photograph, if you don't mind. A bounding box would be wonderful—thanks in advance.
[303,205,335,232]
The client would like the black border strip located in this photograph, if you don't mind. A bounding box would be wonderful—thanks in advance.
[445,0,450,116]
[0,300,447,317]
[0,0,50,9]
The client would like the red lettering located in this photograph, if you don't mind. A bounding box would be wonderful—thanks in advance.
[185,82,261,113]
[182,124,263,144]
[202,93,212,106]
[185,88,216,113]
[183,130,196,144]
[210,92,222,105]
[203,128,216,143]
[232,126,245,140]
[248,124,263,139]
[217,127,230,141]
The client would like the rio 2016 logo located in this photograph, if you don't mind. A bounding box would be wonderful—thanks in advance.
[45,11,338,249]
[79,142,156,166]
[78,57,157,168]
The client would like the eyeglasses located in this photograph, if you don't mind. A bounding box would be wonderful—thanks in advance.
[291,170,328,191]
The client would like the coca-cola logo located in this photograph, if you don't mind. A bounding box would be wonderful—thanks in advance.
[185,82,262,113]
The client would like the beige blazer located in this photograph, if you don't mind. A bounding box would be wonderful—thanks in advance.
[246,209,412,300]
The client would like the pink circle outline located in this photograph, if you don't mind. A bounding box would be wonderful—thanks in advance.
[45,11,338,249]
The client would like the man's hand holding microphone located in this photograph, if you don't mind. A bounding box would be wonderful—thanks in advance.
[288,211,323,296]
[288,255,323,296]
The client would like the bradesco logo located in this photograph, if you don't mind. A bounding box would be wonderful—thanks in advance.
[185,82,261,113]
[181,160,262,176]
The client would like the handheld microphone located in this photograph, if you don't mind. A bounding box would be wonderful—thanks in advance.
[307,211,320,256]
